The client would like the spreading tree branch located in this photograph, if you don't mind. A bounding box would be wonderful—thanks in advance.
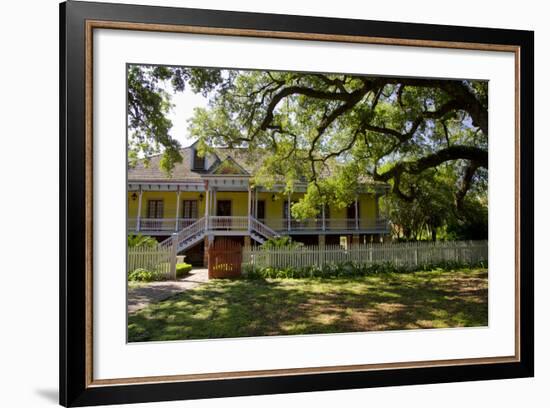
[374,145,487,181]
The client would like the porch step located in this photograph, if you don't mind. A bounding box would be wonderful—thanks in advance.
[249,216,279,242]
[159,216,278,252]
[250,232,266,244]
[177,232,205,252]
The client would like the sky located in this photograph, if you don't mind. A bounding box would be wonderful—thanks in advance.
[165,86,210,148]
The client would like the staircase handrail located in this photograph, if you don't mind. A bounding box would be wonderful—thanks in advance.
[249,216,279,239]
[158,217,206,249]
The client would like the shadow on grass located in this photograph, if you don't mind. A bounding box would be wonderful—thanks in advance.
[128,269,488,342]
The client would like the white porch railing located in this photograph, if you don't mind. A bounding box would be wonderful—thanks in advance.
[159,217,206,251]
[130,218,197,232]
[177,218,198,230]
[128,218,197,233]
[208,216,249,231]
[128,216,390,234]
[264,218,389,232]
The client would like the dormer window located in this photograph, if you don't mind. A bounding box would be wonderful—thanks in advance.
[193,150,205,170]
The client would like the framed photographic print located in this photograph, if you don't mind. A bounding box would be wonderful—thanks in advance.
[60,0,534,406]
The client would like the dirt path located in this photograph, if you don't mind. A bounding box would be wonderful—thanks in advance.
[128,268,208,314]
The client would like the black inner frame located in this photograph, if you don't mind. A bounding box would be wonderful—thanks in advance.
[60,1,534,406]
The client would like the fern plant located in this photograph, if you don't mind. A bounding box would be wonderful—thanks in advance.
[127,233,158,248]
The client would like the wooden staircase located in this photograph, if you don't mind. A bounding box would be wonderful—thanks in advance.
[249,217,279,244]
[158,216,278,252]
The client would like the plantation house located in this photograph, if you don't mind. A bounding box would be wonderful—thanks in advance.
[128,142,390,265]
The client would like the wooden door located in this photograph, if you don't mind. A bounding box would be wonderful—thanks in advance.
[347,202,359,230]
[216,200,231,216]
[208,239,242,278]
[257,200,265,222]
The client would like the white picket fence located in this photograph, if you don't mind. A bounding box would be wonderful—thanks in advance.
[128,245,173,279]
[243,240,488,270]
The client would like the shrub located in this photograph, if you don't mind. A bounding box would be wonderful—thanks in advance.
[127,234,158,248]
[261,236,303,249]
[128,268,159,282]
[176,263,192,277]
[242,259,487,280]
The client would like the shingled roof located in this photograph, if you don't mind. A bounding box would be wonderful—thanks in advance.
[128,144,389,191]
[208,147,265,175]
[128,146,263,182]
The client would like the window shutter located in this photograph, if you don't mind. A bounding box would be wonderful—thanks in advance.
[147,200,164,218]
[182,200,198,219]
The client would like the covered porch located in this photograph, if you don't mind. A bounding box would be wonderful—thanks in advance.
[128,178,390,236]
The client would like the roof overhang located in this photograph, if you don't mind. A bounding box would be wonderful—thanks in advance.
[127,181,205,192]
[202,176,251,191]
[127,178,389,194]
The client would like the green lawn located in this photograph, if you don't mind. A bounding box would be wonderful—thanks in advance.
[128,268,488,342]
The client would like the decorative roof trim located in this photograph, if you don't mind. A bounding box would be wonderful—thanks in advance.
[207,155,250,176]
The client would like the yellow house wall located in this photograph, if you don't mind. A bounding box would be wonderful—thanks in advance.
[329,203,347,219]
[257,192,281,219]
[128,191,206,219]
[256,192,294,219]
[257,192,325,219]
[127,191,378,220]
[128,193,140,219]
[256,192,377,220]
[143,191,177,218]
[328,194,376,219]
[213,191,248,216]
[359,194,377,219]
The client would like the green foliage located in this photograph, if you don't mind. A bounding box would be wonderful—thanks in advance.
[176,263,193,277]
[290,165,363,219]
[243,259,487,280]
[127,234,158,248]
[261,236,303,249]
[383,168,454,240]
[443,197,488,240]
[128,268,159,282]
[382,165,488,241]
[127,66,179,171]
[127,65,224,173]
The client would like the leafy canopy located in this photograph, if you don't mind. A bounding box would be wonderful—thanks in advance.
[127,65,224,171]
